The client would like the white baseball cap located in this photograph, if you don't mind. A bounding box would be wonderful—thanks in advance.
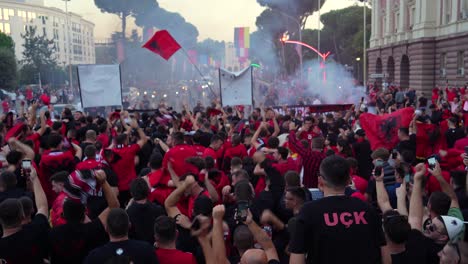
[440,216,465,243]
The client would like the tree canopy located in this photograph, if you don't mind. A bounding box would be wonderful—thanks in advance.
[0,32,15,53]
[19,26,59,85]
[0,48,17,90]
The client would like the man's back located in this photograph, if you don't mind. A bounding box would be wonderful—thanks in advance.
[0,214,50,264]
[127,201,164,244]
[289,196,384,264]
[49,218,108,264]
[84,240,159,264]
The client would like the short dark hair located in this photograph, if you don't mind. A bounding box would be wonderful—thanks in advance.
[371,148,390,161]
[193,196,213,217]
[115,134,128,145]
[52,121,62,131]
[319,155,350,188]
[50,171,69,183]
[130,178,149,201]
[107,208,130,238]
[84,145,97,158]
[19,196,33,219]
[231,157,243,167]
[171,132,184,145]
[149,153,163,170]
[233,225,254,251]
[234,180,253,202]
[0,199,23,228]
[286,187,306,202]
[277,147,289,160]
[267,137,279,149]
[232,134,242,146]
[0,171,17,189]
[48,134,63,149]
[382,210,411,244]
[232,169,250,182]
[63,199,85,223]
[154,216,177,244]
[210,134,224,144]
[428,192,451,216]
[284,171,300,187]
[6,150,22,165]
[398,128,409,136]
[311,137,324,150]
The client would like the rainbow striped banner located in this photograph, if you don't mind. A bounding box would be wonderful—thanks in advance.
[234,27,250,58]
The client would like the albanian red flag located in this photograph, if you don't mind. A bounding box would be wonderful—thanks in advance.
[142,30,181,60]
[415,123,444,159]
[359,107,414,150]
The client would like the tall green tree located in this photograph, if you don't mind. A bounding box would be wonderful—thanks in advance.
[319,5,371,65]
[0,48,17,90]
[0,32,14,53]
[19,26,58,85]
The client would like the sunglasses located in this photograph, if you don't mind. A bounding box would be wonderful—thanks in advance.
[427,223,444,235]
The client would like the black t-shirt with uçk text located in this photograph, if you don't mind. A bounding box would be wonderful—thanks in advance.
[289,196,385,264]
[0,213,50,264]
[84,240,159,264]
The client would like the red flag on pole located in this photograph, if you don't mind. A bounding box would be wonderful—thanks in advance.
[359,107,414,150]
[142,30,181,60]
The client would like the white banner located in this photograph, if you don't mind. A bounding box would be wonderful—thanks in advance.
[219,67,253,106]
[77,64,122,108]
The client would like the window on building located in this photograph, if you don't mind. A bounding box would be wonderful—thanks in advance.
[395,12,399,32]
[441,53,447,77]
[410,7,415,29]
[0,23,3,33]
[458,51,465,76]
[446,0,452,24]
[4,23,10,35]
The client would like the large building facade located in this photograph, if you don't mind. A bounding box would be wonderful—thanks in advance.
[0,0,95,65]
[368,0,468,92]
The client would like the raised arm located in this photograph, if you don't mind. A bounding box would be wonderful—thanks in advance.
[204,170,219,203]
[375,169,393,213]
[428,162,459,209]
[8,138,34,160]
[164,176,194,217]
[395,181,408,216]
[29,167,48,217]
[244,209,279,262]
[287,122,309,158]
[130,119,148,148]
[71,142,82,161]
[212,205,230,264]
[272,115,280,137]
[408,163,426,231]
[96,170,120,226]
[251,122,266,149]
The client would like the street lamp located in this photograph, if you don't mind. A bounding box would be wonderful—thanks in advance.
[356,57,361,82]
[63,0,72,95]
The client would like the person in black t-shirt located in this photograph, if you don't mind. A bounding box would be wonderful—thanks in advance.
[396,127,416,157]
[126,178,164,244]
[49,170,120,264]
[0,167,50,264]
[289,155,385,264]
[84,208,159,264]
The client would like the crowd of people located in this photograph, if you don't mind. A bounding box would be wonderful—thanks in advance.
[0,84,467,264]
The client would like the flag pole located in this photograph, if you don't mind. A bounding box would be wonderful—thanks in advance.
[180,47,216,97]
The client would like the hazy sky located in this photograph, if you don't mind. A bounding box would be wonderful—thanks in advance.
[44,0,360,42]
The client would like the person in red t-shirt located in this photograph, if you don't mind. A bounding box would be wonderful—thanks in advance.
[154,216,197,264]
[39,134,82,204]
[224,134,248,172]
[109,119,147,206]
[203,134,224,168]
[49,171,69,227]
[271,147,296,176]
[2,98,9,114]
